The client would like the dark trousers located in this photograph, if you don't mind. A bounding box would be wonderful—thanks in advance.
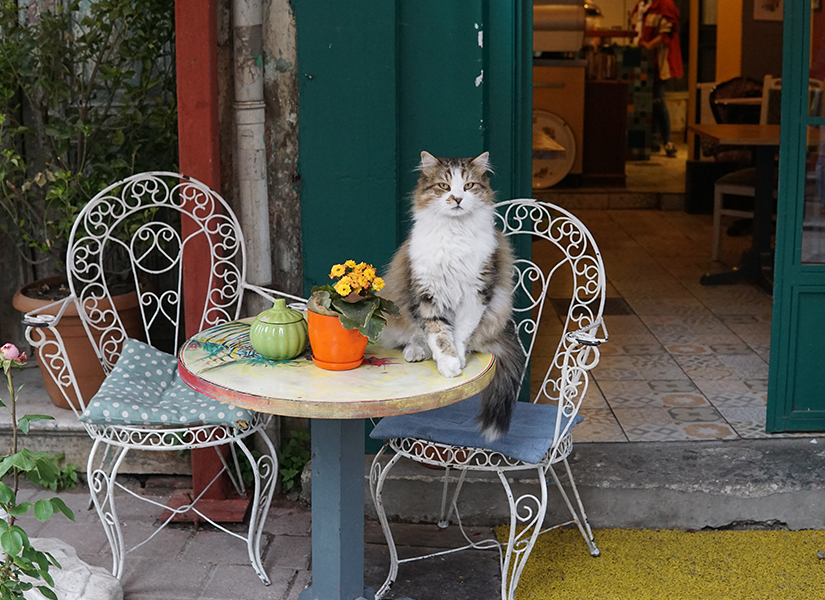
[652,79,671,145]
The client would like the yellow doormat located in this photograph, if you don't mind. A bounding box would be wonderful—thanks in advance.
[496,527,825,599]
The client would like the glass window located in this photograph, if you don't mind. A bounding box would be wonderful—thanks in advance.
[802,126,825,263]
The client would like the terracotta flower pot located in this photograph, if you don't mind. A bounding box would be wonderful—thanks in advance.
[307,309,368,371]
[12,276,143,410]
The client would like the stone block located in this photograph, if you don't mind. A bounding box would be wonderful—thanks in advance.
[24,538,122,600]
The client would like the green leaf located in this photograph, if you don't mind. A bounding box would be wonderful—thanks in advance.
[10,525,30,548]
[33,499,54,521]
[34,456,60,482]
[8,452,36,472]
[0,482,14,504]
[36,586,57,600]
[31,549,50,572]
[332,296,379,330]
[9,503,30,517]
[379,297,401,319]
[44,550,62,570]
[18,412,55,434]
[1,530,23,556]
[37,566,54,587]
[49,497,75,521]
[361,314,387,343]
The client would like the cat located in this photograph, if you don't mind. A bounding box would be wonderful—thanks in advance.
[379,150,525,441]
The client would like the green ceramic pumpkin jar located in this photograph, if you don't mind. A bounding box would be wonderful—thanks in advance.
[249,299,308,360]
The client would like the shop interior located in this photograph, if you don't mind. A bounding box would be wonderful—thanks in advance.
[531,0,782,211]
[529,0,810,442]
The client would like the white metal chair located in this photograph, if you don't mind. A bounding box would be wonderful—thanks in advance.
[369,199,608,600]
[21,172,303,585]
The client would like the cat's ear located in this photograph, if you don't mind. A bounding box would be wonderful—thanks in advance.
[419,151,439,171]
[471,151,492,173]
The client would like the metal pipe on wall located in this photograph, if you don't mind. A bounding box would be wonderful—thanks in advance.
[234,0,272,315]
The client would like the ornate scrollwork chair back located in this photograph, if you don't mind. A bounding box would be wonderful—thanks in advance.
[22,172,303,586]
[369,199,608,600]
[71,173,245,369]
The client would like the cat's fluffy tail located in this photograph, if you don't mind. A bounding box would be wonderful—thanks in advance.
[478,321,525,441]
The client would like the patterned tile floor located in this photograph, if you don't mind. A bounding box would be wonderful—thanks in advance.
[532,208,810,443]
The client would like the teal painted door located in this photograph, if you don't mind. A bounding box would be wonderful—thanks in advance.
[767,0,825,431]
[294,1,532,294]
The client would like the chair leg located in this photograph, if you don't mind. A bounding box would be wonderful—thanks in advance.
[87,439,129,579]
[369,447,403,600]
[497,466,548,600]
[236,432,278,585]
[547,459,600,557]
[438,467,468,529]
[713,187,723,261]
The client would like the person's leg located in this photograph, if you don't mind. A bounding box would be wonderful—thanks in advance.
[652,79,676,156]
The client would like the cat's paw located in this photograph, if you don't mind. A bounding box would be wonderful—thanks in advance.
[436,355,462,378]
[403,343,430,362]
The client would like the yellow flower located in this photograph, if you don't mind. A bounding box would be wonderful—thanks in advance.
[372,277,385,292]
[329,264,346,279]
[344,260,357,268]
[334,278,352,297]
[363,266,376,281]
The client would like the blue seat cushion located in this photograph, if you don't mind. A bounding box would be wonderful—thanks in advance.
[370,396,583,464]
[80,339,255,429]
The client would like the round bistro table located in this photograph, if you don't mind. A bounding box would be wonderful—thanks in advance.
[178,318,495,600]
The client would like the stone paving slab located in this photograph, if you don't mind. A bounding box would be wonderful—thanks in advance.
[10,480,505,600]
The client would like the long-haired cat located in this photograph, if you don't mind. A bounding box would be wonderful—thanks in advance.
[379,151,524,440]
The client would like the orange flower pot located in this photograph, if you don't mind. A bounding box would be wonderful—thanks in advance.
[307,310,368,371]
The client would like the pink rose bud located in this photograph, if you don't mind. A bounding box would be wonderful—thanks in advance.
[0,343,19,360]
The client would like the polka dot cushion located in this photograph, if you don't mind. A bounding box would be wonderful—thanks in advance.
[80,339,255,429]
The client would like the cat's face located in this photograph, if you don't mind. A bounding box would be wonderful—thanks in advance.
[412,151,494,218]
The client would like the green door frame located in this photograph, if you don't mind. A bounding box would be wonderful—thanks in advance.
[767,0,825,431]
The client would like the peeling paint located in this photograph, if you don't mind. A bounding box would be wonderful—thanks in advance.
[475,70,483,87]
[474,23,479,29]
[478,30,483,48]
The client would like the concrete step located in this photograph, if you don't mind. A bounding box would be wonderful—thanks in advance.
[356,437,825,531]
[1,364,190,475]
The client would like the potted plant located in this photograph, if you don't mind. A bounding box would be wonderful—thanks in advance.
[307,260,399,370]
[0,0,177,407]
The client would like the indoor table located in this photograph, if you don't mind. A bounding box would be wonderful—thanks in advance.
[688,123,780,293]
[178,318,495,600]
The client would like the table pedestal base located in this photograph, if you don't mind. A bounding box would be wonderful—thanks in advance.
[301,418,372,600]
[700,144,776,295]
[700,248,774,293]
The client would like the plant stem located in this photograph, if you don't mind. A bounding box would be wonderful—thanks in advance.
[6,368,18,529]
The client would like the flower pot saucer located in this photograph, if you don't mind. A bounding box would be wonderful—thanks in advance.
[311,355,364,371]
